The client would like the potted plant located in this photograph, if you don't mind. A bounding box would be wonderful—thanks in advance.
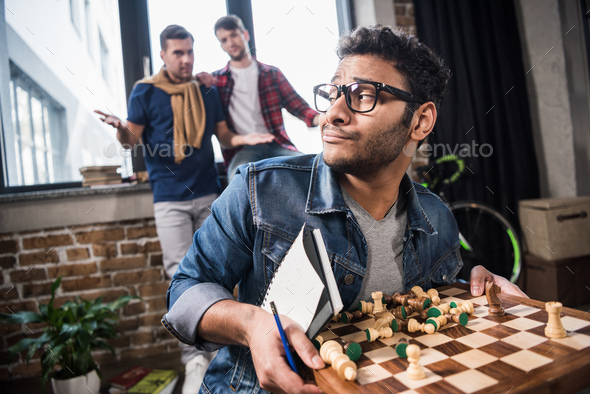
[0,277,137,393]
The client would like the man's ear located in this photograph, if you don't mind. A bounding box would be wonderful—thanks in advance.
[410,102,437,142]
[243,29,250,42]
[160,49,165,62]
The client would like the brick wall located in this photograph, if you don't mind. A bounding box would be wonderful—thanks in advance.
[394,0,417,34]
[0,219,179,380]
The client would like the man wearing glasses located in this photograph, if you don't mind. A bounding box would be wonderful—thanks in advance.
[164,25,526,393]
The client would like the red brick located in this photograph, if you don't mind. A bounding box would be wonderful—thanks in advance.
[47,262,97,278]
[396,15,415,27]
[139,313,164,327]
[149,253,163,266]
[0,321,19,336]
[112,268,161,286]
[395,4,406,15]
[0,256,16,268]
[100,256,147,272]
[92,351,116,365]
[66,247,90,261]
[92,243,117,258]
[22,282,53,298]
[120,242,138,255]
[22,235,73,250]
[138,282,169,298]
[123,300,146,316]
[0,286,20,301]
[10,359,42,376]
[120,343,166,361]
[2,301,38,314]
[61,276,111,292]
[76,229,125,244]
[19,250,59,265]
[153,326,174,341]
[0,239,18,254]
[115,317,139,331]
[107,335,130,348]
[146,297,167,312]
[10,268,47,283]
[127,227,157,240]
[130,331,153,346]
[408,4,414,16]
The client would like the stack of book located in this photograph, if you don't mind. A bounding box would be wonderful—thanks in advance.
[109,367,179,394]
[80,165,122,186]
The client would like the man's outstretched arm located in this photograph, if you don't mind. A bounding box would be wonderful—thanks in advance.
[94,110,144,147]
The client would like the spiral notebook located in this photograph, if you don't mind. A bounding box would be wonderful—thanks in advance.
[261,225,343,340]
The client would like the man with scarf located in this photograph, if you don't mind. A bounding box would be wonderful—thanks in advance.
[95,25,272,394]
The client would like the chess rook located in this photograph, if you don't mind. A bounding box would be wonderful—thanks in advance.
[372,291,386,314]
[545,301,567,339]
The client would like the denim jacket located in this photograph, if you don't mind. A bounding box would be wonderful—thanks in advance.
[163,153,462,393]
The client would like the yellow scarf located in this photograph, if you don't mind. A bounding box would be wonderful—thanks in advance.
[137,67,206,164]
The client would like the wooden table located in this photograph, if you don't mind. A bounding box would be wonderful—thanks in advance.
[314,284,590,393]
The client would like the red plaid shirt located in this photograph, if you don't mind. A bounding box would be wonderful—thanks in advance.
[212,60,318,167]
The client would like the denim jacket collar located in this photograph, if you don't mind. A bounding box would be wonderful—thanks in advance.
[306,153,437,236]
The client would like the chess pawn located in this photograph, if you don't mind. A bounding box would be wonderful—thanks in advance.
[410,285,426,299]
[450,300,474,315]
[319,340,357,381]
[340,310,363,324]
[545,301,567,339]
[393,292,412,306]
[358,300,374,315]
[373,312,395,329]
[390,317,407,332]
[395,338,410,358]
[312,335,324,350]
[408,297,431,313]
[372,291,386,314]
[406,344,426,380]
[366,326,394,342]
[427,303,451,318]
[391,305,411,320]
[407,318,425,333]
[382,293,394,306]
[427,288,441,305]
[445,312,469,326]
[343,341,362,362]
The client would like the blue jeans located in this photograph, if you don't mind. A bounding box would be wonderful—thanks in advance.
[226,142,301,181]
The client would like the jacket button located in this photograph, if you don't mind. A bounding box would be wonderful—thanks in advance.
[442,275,448,281]
[344,274,354,285]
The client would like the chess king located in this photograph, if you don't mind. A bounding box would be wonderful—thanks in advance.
[163,25,527,393]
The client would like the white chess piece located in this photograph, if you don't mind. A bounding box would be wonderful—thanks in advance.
[406,344,426,380]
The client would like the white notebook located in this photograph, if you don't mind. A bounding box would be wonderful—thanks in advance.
[261,225,343,339]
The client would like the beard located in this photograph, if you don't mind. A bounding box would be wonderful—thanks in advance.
[323,121,411,176]
[229,48,247,62]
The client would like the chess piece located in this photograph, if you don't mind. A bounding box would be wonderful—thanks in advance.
[319,340,357,381]
[486,282,505,317]
[366,326,394,341]
[343,341,362,361]
[340,310,363,324]
[395,338,410,358]
[427,288,441,305]
[406,344,426,380]
[545,301,567,339]
[407,318,425,333]
[358,300,374,314]
[372,291,386,314]
[390,317,407,332]
[373,312,395,329]
[392,292,412,307]
[408,297,431,313]
[382,293,394,306]
[427,303,451,318]
[445,312,469,326]
[450,300,474,315]
[312,335,324,350]
[391,305,411,320]
[410,285,426,299]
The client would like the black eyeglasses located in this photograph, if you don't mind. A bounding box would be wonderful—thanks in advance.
[313,81,422,114]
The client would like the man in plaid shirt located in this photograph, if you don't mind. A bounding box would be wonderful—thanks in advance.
[198,15,319,181]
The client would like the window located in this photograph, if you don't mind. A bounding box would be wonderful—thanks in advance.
[69,0,81,34]
[85,0,94,58]
[8,63,66,186]
[99,31,110,83]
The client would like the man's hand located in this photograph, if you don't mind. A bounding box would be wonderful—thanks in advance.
[196,72,217,88]
[246,310,324,393]
[94,110,122,128]
[241,133,275,146]
[470,265,528,298]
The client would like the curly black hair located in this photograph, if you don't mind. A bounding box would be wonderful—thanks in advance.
[337,25,451,127]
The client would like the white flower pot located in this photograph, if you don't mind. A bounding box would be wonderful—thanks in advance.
[51,369,100,394]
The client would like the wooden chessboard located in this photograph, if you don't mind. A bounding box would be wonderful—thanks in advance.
[313,283,590,393]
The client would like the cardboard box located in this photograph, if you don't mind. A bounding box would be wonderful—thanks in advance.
[522,253,590,307]
[519,197,590,260]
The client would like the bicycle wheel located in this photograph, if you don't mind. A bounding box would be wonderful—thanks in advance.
[450,201,522,283]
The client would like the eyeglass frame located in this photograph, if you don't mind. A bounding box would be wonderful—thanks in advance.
[312,80,423,114]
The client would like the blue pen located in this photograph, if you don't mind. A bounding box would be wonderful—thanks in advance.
[270,301,299,374]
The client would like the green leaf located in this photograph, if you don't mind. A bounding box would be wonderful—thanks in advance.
[0,311,45,324]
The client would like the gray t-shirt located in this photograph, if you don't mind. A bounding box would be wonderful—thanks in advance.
[341,186,407,310]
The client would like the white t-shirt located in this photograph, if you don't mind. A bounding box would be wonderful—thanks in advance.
[229,61,269,135]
